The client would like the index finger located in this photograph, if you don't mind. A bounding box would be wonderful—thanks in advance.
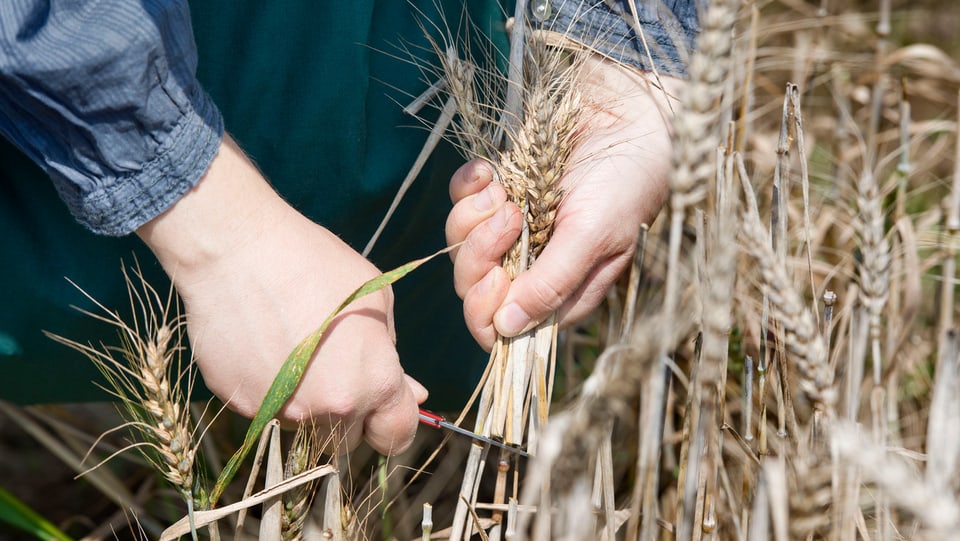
[450,159,496,203]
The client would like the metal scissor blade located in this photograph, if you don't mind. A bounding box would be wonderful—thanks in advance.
[418,410,530,458]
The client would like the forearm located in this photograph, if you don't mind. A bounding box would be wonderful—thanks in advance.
[135,135,288,280]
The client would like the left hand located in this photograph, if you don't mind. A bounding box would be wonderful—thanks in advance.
[445,55,682,349]
[137,135,427,455]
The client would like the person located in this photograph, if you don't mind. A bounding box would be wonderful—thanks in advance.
[0,1,699,455]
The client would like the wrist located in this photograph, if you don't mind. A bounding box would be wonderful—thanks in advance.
[136,134,287,280]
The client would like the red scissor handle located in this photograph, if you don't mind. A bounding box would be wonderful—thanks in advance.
[418,408,445,428]
[417,408,530,458]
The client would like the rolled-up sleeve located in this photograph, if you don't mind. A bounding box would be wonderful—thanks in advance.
[0,0,223,236]
[534,0,702,76]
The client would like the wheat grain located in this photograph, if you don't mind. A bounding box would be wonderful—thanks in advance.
[497,49,582,260]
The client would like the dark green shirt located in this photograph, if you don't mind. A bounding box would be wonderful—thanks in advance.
[0,2,508,407]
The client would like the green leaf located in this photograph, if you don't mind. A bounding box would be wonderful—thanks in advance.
[209,247,451,504]
[0,485,74,541]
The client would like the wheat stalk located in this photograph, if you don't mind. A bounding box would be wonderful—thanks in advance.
[678,144,740,541]
[429,12,588,539]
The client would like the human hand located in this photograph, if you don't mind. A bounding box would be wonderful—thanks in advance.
[446,56,682,349]
[137,136,427,455]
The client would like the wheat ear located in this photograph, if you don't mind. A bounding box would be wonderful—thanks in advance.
[281,424,325,541]
[737,158,836,416]
[663,0,740,321]
[46,266,202,513]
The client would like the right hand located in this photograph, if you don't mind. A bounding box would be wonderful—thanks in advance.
[137,135,427,455]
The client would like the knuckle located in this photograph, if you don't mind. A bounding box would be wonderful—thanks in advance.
[529,275,569,311]
[453,263,471,299]
[463,296,491,333]
[444,204,464,234]
[315,392,359,421]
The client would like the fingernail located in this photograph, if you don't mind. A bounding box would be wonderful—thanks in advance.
[474,185,494,211]
[475,161,496,183]
[496,303,531,336]
[474,267,498,297]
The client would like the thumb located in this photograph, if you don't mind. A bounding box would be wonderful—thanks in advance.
[492,228,593,337]
[404,374,429,404]
[363,376,421,455]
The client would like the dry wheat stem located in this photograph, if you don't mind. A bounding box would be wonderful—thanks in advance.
[685,145,740,539]
[770,87,801,445]
[515,301,697,540]
[260,421,284,539]
[763,457,790,541]
[364,94,458,257]
[926,330,960,505]
[787,85,818,329]
[939,89,960,342]
[885,93,910,366]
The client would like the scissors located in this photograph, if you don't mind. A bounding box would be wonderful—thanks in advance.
[418,408,530,458]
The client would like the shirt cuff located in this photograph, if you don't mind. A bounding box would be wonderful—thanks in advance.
[0,0,224,236]
[62,86,224,236]
[532,0,701,77]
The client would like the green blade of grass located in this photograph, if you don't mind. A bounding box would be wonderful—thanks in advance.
[0,485,74,541]
[209,247,453,505]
